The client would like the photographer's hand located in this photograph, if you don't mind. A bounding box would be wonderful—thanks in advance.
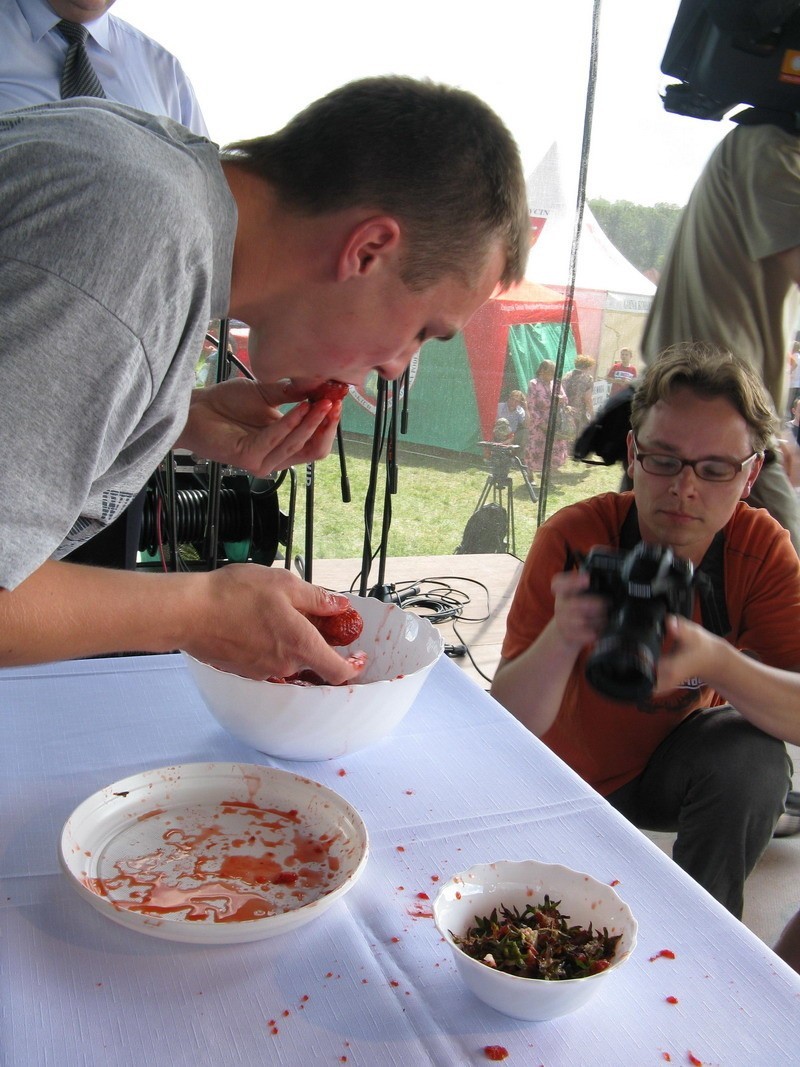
[656,616,800,744]
[491,571,607,737]
[655,615,716,693]
[551,570,608,650]
[175,379,341,476]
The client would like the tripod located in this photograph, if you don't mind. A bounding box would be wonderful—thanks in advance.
[457,444,538,556]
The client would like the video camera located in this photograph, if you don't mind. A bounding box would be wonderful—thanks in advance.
[662,0,800,121]
[479,440,520,480]
[581,542,694,703]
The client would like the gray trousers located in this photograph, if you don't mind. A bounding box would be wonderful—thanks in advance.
[607,705,791,919]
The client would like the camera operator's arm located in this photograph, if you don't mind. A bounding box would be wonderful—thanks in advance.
[491,571,607,736]
[0,560,363,683]
[174,378,341,476]
[773,244,800,287]
[657,615,800,744]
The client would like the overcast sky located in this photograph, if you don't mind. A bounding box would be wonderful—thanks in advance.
[112,0,735,208]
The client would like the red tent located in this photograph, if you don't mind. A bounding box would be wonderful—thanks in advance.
[462,277,580,442]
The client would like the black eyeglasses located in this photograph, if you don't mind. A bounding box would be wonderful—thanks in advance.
[632,437,761,483]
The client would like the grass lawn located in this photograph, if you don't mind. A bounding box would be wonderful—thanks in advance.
[279,434,623,565]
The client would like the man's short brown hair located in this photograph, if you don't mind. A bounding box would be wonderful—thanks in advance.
[631,342,777,452]
[221,76,530,291]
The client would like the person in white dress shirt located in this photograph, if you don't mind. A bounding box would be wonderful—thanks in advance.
[0,0,208,135]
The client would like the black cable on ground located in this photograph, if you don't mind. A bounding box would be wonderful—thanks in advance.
[324,571,495,685]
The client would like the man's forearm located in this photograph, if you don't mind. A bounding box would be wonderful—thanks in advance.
[0,561,195,666]
[490,619,580,736]
[700,639,800,745]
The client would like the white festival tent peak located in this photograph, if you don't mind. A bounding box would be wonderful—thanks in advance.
[525,142,656,305]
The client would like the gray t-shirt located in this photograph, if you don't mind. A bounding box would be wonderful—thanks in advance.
[641,123,800,411]
[0,99,236,589]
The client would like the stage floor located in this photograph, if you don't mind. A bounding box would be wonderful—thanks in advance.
[311,552,523,690]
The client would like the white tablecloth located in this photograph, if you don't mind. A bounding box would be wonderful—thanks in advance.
[2,654,799,1066]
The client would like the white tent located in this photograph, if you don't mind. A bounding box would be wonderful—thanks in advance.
[525,143,656,376]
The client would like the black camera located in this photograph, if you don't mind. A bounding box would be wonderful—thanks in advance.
[478,441,519,480]
[581,543,694,703]
[662,0,800,121]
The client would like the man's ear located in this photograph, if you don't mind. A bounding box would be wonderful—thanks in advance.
[625,429,636,481]
[336,216,401,281]
[740,452,765,500]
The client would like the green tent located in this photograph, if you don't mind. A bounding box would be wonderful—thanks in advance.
[341,305,578,456]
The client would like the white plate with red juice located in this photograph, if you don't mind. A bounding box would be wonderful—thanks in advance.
[60,762,368,943]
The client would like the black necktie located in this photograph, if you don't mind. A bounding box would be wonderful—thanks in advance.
[56,20,106,99]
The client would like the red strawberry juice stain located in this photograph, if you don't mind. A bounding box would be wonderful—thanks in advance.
[136,808,166,822]
[218,853,283,885]
[406,904,433,919]
[273,871,298,886]
[665,995,679,1004]
[484,1047,509,1061]
[81,800,341,923]
[649,949,676,962]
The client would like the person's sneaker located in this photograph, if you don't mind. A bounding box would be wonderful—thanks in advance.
[774,790,800,838]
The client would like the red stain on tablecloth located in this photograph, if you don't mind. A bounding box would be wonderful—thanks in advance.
[649,949,676,962]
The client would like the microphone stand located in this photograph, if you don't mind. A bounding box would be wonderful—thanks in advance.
[336,423,351,503]
[369,377,400,601]
[203,318,229,570]
[358,377,387,596]
[304,462,315,583]
[300,416,350,584]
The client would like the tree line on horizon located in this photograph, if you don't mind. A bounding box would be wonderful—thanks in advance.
[588,197,683,279]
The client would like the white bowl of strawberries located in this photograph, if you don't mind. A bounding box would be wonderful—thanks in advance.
[181,594,443,761]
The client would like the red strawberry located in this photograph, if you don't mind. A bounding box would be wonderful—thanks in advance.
[308,605,364,646]
[306,380,349,403]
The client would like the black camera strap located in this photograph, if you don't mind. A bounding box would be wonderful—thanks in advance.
[613,501,731,638]
[732,107,800,136]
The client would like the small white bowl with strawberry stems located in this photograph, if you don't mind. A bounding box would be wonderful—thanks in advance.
[182,594,443,760]
[434,860,638,1021]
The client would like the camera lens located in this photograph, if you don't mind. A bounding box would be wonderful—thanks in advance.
[585,634,657,702]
